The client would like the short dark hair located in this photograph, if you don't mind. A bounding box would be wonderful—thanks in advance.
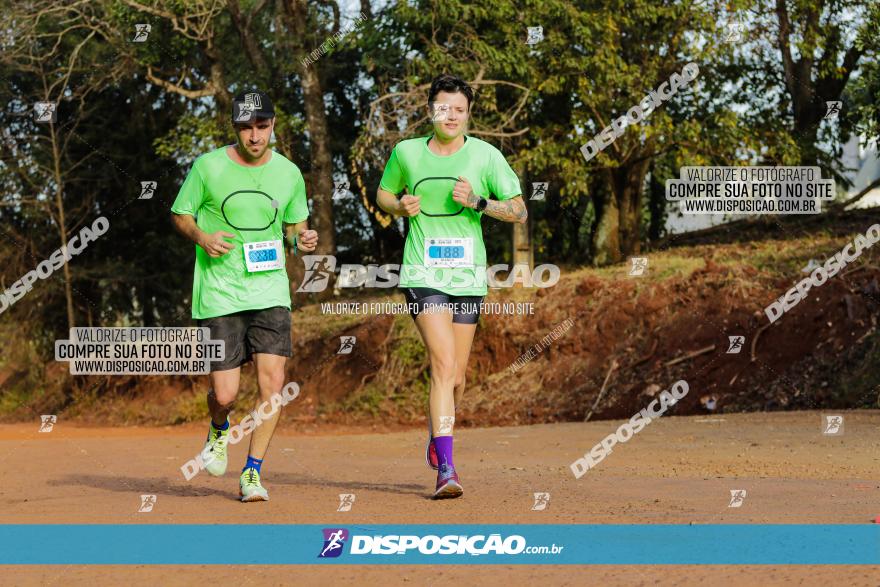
[428,74,474,110]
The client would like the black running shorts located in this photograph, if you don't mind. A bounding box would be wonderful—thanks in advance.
[401,287,483,325]
[197,306,292,372]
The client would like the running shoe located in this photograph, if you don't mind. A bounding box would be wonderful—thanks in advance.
[432,463,463,499]
[201,419,230,477]
[426,432,439,470]
[239,467,269,502]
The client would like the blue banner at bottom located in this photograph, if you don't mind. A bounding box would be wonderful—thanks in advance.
[0,524,876,564]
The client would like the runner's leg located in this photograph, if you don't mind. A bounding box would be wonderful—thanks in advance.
[208,368,240,426]
[246,352,287,461]
[199,313,250,477]
[415,307,465,498]
[413,309,457,442]
[239,307,292,500]
[452,323,477,407]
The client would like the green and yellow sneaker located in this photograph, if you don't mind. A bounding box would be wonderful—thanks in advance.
[200,420,230,477]
[239,467,269,502]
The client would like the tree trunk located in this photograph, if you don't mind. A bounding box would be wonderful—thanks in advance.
[512,163,532,272]
[289,0,336,258]
[591,184,621,266]
[140,283,155,327]
[648,162,668,243]
[49,122,75,331]
[613,160,650,257]
[205,42,231,115]
[774,0,863,167]
[512,221,531,267]
[569,190,587,261]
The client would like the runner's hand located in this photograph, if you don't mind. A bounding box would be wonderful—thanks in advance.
[452,176,478,209]
[199,231,235,258]
[297,229,318,252]
[399,195,421,217]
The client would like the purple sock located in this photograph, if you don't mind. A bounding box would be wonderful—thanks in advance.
[434,436,454,468]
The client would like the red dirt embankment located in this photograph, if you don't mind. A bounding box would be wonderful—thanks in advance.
[3,222,880,427]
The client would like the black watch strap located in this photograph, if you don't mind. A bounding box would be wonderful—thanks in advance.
[477,197,488,211]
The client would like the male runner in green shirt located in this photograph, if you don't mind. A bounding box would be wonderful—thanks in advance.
[171,90,318,502]
[377,75,528,499]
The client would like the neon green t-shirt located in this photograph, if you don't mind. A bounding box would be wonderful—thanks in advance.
[171,146,309,319]
[379,135,522,296]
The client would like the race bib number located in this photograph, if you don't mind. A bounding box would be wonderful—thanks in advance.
[424,238,474,268]
[244,240,284,272]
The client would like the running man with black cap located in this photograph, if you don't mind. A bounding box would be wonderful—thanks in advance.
[171,90,318,502]
[376,75,527,499]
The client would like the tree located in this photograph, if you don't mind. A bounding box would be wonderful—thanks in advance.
[117,0,353,263]
[770,0,877,168]
[572,0,731,264]
[0,0,125,330]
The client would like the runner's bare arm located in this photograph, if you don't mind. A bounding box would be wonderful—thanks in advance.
[170,213,235,257]
[285,221,318,252]
[377,188,420,217]
[452,177,528,224]
[484,196,528,224]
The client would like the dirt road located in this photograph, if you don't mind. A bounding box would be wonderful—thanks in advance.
[2,410,879,585]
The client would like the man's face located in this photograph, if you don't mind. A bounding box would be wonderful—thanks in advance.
[429,91,469,140]
[234,116,274,159]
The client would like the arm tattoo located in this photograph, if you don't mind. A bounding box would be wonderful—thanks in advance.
[466,191,480,209]
[484,197,528,223]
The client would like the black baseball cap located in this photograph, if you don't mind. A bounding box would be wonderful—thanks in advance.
[231,90,275,123]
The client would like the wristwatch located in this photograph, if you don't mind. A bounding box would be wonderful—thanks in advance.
[476,197,488,212]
